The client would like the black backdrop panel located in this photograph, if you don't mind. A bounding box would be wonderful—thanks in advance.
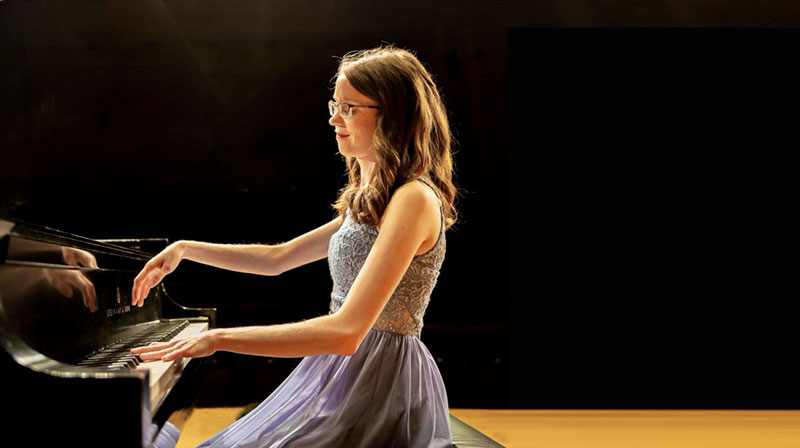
[509,27,798,408]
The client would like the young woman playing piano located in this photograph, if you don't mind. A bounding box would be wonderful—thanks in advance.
[132,45,458,448]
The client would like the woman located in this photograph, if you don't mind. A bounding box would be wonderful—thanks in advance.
[132,45,458,448]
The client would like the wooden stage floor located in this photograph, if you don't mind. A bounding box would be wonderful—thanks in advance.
[176,408,800,448]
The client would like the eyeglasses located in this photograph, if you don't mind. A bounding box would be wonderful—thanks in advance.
[328,100,380,119]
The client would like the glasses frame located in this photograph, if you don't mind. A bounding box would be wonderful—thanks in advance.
[328,100,380,119]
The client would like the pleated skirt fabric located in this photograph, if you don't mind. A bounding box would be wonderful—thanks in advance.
[195,329,453,448]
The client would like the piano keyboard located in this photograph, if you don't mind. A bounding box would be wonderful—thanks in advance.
[77,320,192,371]
[73,319,209,411]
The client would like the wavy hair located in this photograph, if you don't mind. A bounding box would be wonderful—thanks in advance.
[332,45,458,229]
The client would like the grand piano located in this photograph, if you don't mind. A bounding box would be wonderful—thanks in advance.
[0,218,216,447]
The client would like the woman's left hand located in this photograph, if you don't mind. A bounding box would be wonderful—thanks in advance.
[131,330,218,362]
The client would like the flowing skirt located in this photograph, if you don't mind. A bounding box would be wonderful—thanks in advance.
[196,330,453,448]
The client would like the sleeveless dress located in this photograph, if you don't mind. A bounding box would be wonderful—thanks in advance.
[194,178,453,448]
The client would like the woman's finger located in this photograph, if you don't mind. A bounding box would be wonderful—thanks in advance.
[131,339,177,354]
[151,340,193,361]
[135,270,152,306]
[137,347,177,360]
[161,347,186,362]
[158,339,191,361]
[163,337,208,361]
[133,259,160,304]
[131,341,181,359]
[135,270,158,307]
[133,275,145,307]
[132,268,149,305]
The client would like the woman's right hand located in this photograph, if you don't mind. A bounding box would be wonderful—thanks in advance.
[132,242,186,307]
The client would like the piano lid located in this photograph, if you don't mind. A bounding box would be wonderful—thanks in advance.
[2,219,155,267]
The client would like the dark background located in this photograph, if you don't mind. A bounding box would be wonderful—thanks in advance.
[1,1,797,409]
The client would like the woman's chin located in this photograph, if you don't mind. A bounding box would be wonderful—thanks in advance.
[337,144,357,158]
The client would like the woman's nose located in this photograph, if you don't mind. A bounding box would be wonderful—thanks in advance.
[329,110,344,127]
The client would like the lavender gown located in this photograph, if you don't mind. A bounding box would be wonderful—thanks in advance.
[195,178,453,448]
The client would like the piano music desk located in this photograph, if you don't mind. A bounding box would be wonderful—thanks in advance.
[177,408,800,448]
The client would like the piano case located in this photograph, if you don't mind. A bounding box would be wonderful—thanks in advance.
[0,219,216,448]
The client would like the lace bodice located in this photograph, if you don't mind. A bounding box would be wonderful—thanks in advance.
[327,178,446,338]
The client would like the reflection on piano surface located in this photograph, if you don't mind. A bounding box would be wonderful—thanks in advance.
[0,219,216,448]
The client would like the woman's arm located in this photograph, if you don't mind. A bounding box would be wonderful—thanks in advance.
[131,216,343,306]
[133,313,355,359]
[132,181,439,358]
[180,215,344,276]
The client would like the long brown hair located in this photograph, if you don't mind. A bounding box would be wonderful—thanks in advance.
[332,45,458,229]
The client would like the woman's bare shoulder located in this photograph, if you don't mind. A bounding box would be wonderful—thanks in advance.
[392,178,441,206]
[380,179,441,234]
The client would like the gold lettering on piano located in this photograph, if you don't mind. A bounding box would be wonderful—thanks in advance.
[106,287,132,317]
[106,305,132,318]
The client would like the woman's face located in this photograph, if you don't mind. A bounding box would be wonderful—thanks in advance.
[329,74,379,162]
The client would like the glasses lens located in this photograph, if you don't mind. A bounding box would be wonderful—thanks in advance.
[328,101,353,118]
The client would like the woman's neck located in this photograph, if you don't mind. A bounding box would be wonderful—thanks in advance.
[357,159,376,188]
